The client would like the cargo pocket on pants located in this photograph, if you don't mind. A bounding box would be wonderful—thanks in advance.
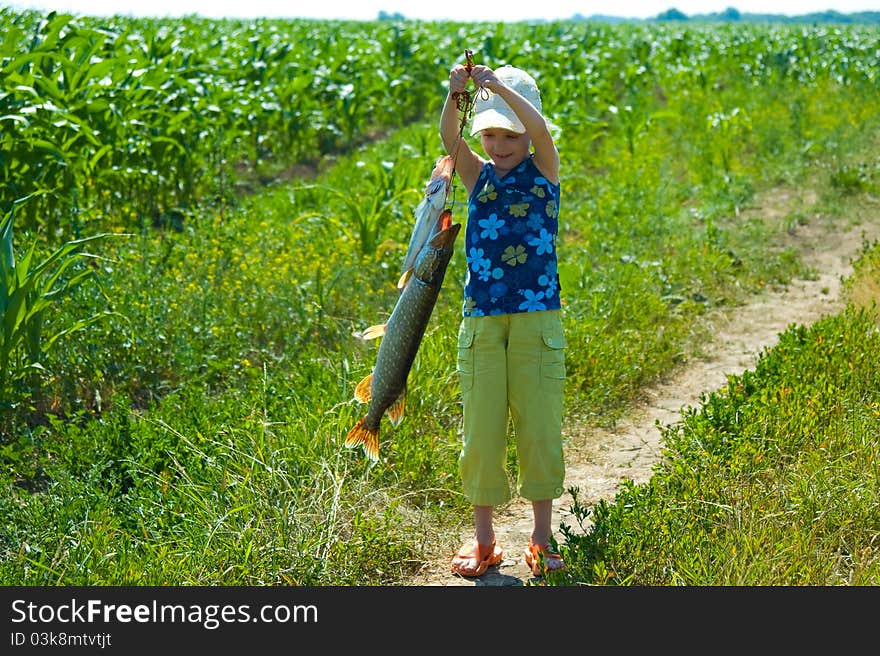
[457,321,475,393]
[541,322,566,381]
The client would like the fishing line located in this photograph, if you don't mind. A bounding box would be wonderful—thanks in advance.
[447,48,488,213]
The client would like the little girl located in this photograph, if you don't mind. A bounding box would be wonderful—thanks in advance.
[440,63,567,578]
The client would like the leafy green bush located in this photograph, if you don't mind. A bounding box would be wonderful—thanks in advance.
[559,307,880,585]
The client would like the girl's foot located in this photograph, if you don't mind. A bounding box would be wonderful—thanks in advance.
[450,539,504,577]
[524,539,565,577]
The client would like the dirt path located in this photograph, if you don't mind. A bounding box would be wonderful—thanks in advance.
[407,189,880,586]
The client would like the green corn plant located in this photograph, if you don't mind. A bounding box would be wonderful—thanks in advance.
[297,158,424,258]
[0,201,115,402]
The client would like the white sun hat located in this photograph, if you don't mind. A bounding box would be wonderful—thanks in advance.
[470,65,543,136]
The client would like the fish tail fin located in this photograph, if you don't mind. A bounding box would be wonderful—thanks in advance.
[354,373,373,403]
[386,388,406,427]
[345,419,380,461]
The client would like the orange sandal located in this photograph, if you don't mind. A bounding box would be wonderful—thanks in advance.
[524,539,566,577]
[451,539,504,577]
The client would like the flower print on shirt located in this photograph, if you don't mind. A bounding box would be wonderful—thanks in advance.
[527,228,555,256]
[518,289,547,312]
[530,184,546,198]
[502,244,527,266]
[526,213,544,231]
[533,175,552,189]
[479,213,505,240]
[545,199,558,219]
[463,297,483,316]
[477,261,504,282]
[509,202,529,218]
[539,261,558,298]
[467,246,490,274]
[489,281,507,301]
[477,183,497,203]
[513,220,528,234]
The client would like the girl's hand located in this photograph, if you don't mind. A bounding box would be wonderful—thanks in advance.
[449,64,471,95]
[468,65,501,93]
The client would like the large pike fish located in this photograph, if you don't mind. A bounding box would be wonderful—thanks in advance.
[346,221,461,461]
[397,155,455,290]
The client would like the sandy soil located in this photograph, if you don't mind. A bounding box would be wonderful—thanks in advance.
[406,189,880,586]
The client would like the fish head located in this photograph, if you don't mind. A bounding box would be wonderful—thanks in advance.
[430,218,460,249]
[412,221,461,286]
[397,156,456,290]
[431,155,454,184]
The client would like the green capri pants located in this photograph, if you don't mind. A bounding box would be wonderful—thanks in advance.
[456,309,566,507]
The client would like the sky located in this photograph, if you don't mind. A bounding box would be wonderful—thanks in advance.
[6,0,880,21]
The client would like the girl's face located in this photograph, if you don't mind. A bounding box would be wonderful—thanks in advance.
[479,128,531,171]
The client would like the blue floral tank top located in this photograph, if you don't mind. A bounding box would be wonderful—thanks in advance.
[462,156,561,317]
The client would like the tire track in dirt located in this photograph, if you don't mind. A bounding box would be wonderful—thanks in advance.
[407,193,880,586]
